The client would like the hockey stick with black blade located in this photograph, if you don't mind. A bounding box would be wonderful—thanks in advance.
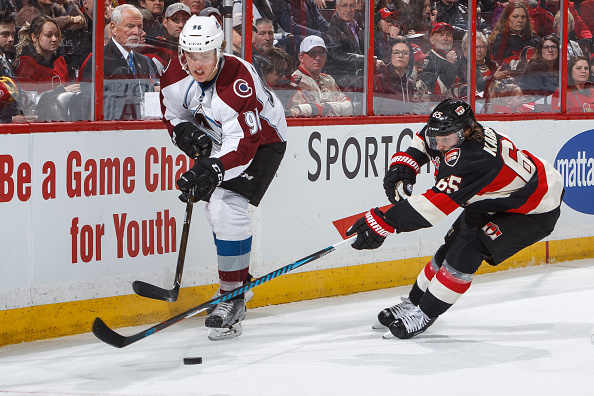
[132,196,194,302]
[93,236,355,348]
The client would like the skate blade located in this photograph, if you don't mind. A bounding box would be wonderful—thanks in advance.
[207,323,243,341]
[382,330,396,339]
[372,320,387,330]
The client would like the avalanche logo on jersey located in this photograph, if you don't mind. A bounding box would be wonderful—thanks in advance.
[482,222,502,240]
[234,79,253,98]
[444,148,460,167]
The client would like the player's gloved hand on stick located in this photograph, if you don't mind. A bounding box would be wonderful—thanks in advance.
[177,157,224,202]
[346,208,395,250]
[172,122,213,159]
[383,152,420,205]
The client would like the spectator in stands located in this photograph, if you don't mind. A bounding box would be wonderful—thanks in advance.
[323,0,383,92]
[140,0,165,24]
[489,2,539,71]
[374,36,417,115]
[162,2,191,42]
[419,22,464,98]
[580,0,594,35]
[182,0,207,16]
[530,0,592,40]
[15,15,79,92]
[81,4,157,120]
[552,11,585,58]
[520,35,560,101]
[0,10,16,79]
[461,31,512,95]
[285,0,330,37]
[143,2,190,65]
[288,35,353,117]
[0,11,29,123]
[261,46,293,87]
[17,0,86,79]
[260,46,294,112]
[55,0,89,78]
[17,0,84,32]
[433,0,490,40]
[552,55,594,112]
[375,7,404,64]
[142,0,167,36]
[252,18,275,79]
[490,0,531,29]
[401,0,437,38]
[488,82,530,113]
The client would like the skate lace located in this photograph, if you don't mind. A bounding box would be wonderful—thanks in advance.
[387,297,413,318]
[400,307,430,333]
[212,301,234,318]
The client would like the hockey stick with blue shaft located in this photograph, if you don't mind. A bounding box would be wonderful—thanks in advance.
[93,236,355,348]
[131,195,194,302]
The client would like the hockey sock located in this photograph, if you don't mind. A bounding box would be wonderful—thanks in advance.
[419,260,472,318]
[409,257,440,305]
[215,235,251,299]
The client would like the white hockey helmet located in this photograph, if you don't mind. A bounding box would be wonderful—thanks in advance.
[179,15,224,55]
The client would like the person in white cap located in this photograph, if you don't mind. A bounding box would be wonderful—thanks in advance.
[288,35,353,117]
[159,15,288,341]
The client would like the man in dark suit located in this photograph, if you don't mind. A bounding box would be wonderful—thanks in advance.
[81,4,157,120]
[322,0,383,97]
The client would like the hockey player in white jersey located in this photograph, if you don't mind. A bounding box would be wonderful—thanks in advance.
[346,99,564,339]
[160,15,288,340]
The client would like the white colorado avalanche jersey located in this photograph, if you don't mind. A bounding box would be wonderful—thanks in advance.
[160,54,288,180]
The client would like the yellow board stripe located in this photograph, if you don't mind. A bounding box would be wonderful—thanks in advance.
[1,236,593,347]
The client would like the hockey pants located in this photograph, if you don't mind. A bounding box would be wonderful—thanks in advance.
[205,188,251,294]
[408,207,560,318]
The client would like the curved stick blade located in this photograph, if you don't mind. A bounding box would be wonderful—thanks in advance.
[92,318,128,348]
[132,280,179,302]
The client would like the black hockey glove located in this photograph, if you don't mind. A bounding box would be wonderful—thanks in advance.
[345,208,395,250]
[177,157,224,202]
[383,152,420,205]
[172,122,213,159]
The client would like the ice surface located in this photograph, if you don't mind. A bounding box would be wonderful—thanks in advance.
[1,260,593,396]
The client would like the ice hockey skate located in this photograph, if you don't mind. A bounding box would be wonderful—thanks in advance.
[384,305,437,339]
[205,298,246,341]
[206,289,254,314]
[372,296,415,329]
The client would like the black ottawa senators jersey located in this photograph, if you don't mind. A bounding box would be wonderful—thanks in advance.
[384,125,564,233]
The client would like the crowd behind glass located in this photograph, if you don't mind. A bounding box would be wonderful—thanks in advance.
[1,0,594,123]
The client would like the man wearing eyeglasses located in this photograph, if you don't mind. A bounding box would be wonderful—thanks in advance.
[323,0,384,95]
[288,35,353,117]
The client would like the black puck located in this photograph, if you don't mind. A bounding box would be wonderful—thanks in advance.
[183,357,203,365]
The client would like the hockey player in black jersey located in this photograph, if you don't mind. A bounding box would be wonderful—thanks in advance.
[346,98,564,339]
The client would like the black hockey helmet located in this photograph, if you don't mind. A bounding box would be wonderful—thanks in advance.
[425,99,475,150]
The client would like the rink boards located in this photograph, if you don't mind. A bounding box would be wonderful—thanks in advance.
[2,119,594,345]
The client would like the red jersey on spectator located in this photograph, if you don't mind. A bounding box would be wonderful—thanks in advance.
[14,45,68,91]
[529,0,592,39]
